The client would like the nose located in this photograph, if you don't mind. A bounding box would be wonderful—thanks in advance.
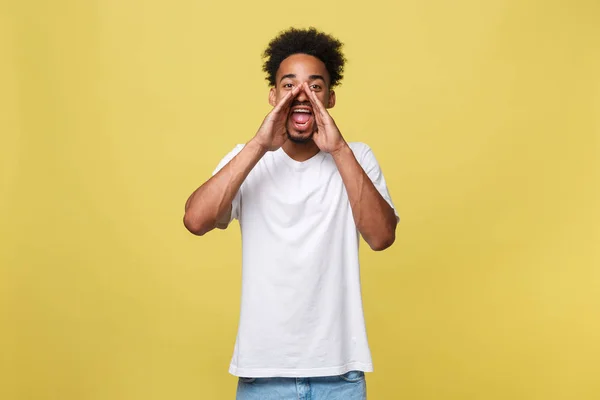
[295,83,308,102]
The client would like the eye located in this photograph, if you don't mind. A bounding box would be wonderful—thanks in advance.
[282,83,294,89]
[310,84,322,91]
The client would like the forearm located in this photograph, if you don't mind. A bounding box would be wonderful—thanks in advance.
[183,139,266,235]
[332,144,397,250]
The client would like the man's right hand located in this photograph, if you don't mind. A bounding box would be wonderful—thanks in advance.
[252,86,301,151]
[184,86,301,236]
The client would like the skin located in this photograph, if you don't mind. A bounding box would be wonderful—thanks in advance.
[184,53,397,250]
[267,54,337,161]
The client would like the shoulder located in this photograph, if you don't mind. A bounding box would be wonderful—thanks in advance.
[219,143,246,161]
[213,144,247,174]
[229,143,246,155]
[347,142,375,164]
[348,141,371,153]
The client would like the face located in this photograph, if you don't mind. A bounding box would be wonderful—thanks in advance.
[269,53,336,144]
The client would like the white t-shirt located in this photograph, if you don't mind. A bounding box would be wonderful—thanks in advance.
[212,142,398,378]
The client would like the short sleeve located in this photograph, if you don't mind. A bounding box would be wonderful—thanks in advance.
[212,144,245,222]
[355,143,400,222]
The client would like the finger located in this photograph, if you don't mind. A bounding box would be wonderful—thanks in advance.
[305,88,330,130]
[302,83,319,118]
[302,83,326,127]
[274,85,301,113]
[272,91,293,114]
[304,82,327,117]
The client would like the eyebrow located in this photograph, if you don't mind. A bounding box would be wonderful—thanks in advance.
[280,74,296,82]
[279,74,327,84]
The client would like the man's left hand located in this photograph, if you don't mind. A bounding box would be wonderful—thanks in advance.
[303,82,348,154]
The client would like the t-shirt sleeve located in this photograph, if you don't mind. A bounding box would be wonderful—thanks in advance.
[212,144,245,222]
[356,144,400,222]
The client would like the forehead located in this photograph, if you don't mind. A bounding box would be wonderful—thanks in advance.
[276,53,330,84]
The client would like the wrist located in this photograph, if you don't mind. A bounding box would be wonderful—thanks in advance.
[248,136,270,155]
[330,141,350,158]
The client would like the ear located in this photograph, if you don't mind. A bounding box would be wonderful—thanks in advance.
[327,90,336,109]
[269,87,276,107]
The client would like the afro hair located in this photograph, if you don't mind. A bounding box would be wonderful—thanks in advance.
[262,27,346,88]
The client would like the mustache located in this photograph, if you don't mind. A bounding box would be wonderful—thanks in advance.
[291,101,312,108]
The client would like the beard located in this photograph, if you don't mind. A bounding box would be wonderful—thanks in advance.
[286,116,315,144]
[286,130,314,144]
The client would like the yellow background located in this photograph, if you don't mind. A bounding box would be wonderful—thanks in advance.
[1,0,599,399]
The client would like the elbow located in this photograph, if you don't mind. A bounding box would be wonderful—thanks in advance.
[183,211,214,236]
[369,233,395,251]
[368,220,397,251]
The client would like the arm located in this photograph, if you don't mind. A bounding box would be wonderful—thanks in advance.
[304,82,397,250]
[331,145,397,250]
[183,140,266,235]
[183,85,302,236]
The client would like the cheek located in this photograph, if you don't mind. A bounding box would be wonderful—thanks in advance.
[272,88,288,103]
[276,90,292,103]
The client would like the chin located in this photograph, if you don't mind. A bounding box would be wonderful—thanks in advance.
[286,120,315,144]
[287,130,314,144]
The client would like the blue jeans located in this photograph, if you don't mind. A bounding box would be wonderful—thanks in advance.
[236,370,367,400]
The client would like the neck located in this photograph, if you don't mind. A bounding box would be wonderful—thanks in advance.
[282,140,321,162]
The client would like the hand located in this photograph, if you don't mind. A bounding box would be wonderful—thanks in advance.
[303,82,347,154]
[252,85,301,151]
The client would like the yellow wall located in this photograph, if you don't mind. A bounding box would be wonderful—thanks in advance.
[1,0,599,399]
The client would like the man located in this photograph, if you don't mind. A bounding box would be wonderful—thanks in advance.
[184,27,399,400]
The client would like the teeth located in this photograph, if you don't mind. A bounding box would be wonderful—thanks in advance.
[293,109,311,113]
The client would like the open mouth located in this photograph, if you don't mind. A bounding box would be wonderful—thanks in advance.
[290,107,313,131]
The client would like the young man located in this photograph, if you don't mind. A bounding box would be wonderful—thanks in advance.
[184,27,399,400]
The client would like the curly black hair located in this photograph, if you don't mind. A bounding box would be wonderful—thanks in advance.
[262,27,346,88]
